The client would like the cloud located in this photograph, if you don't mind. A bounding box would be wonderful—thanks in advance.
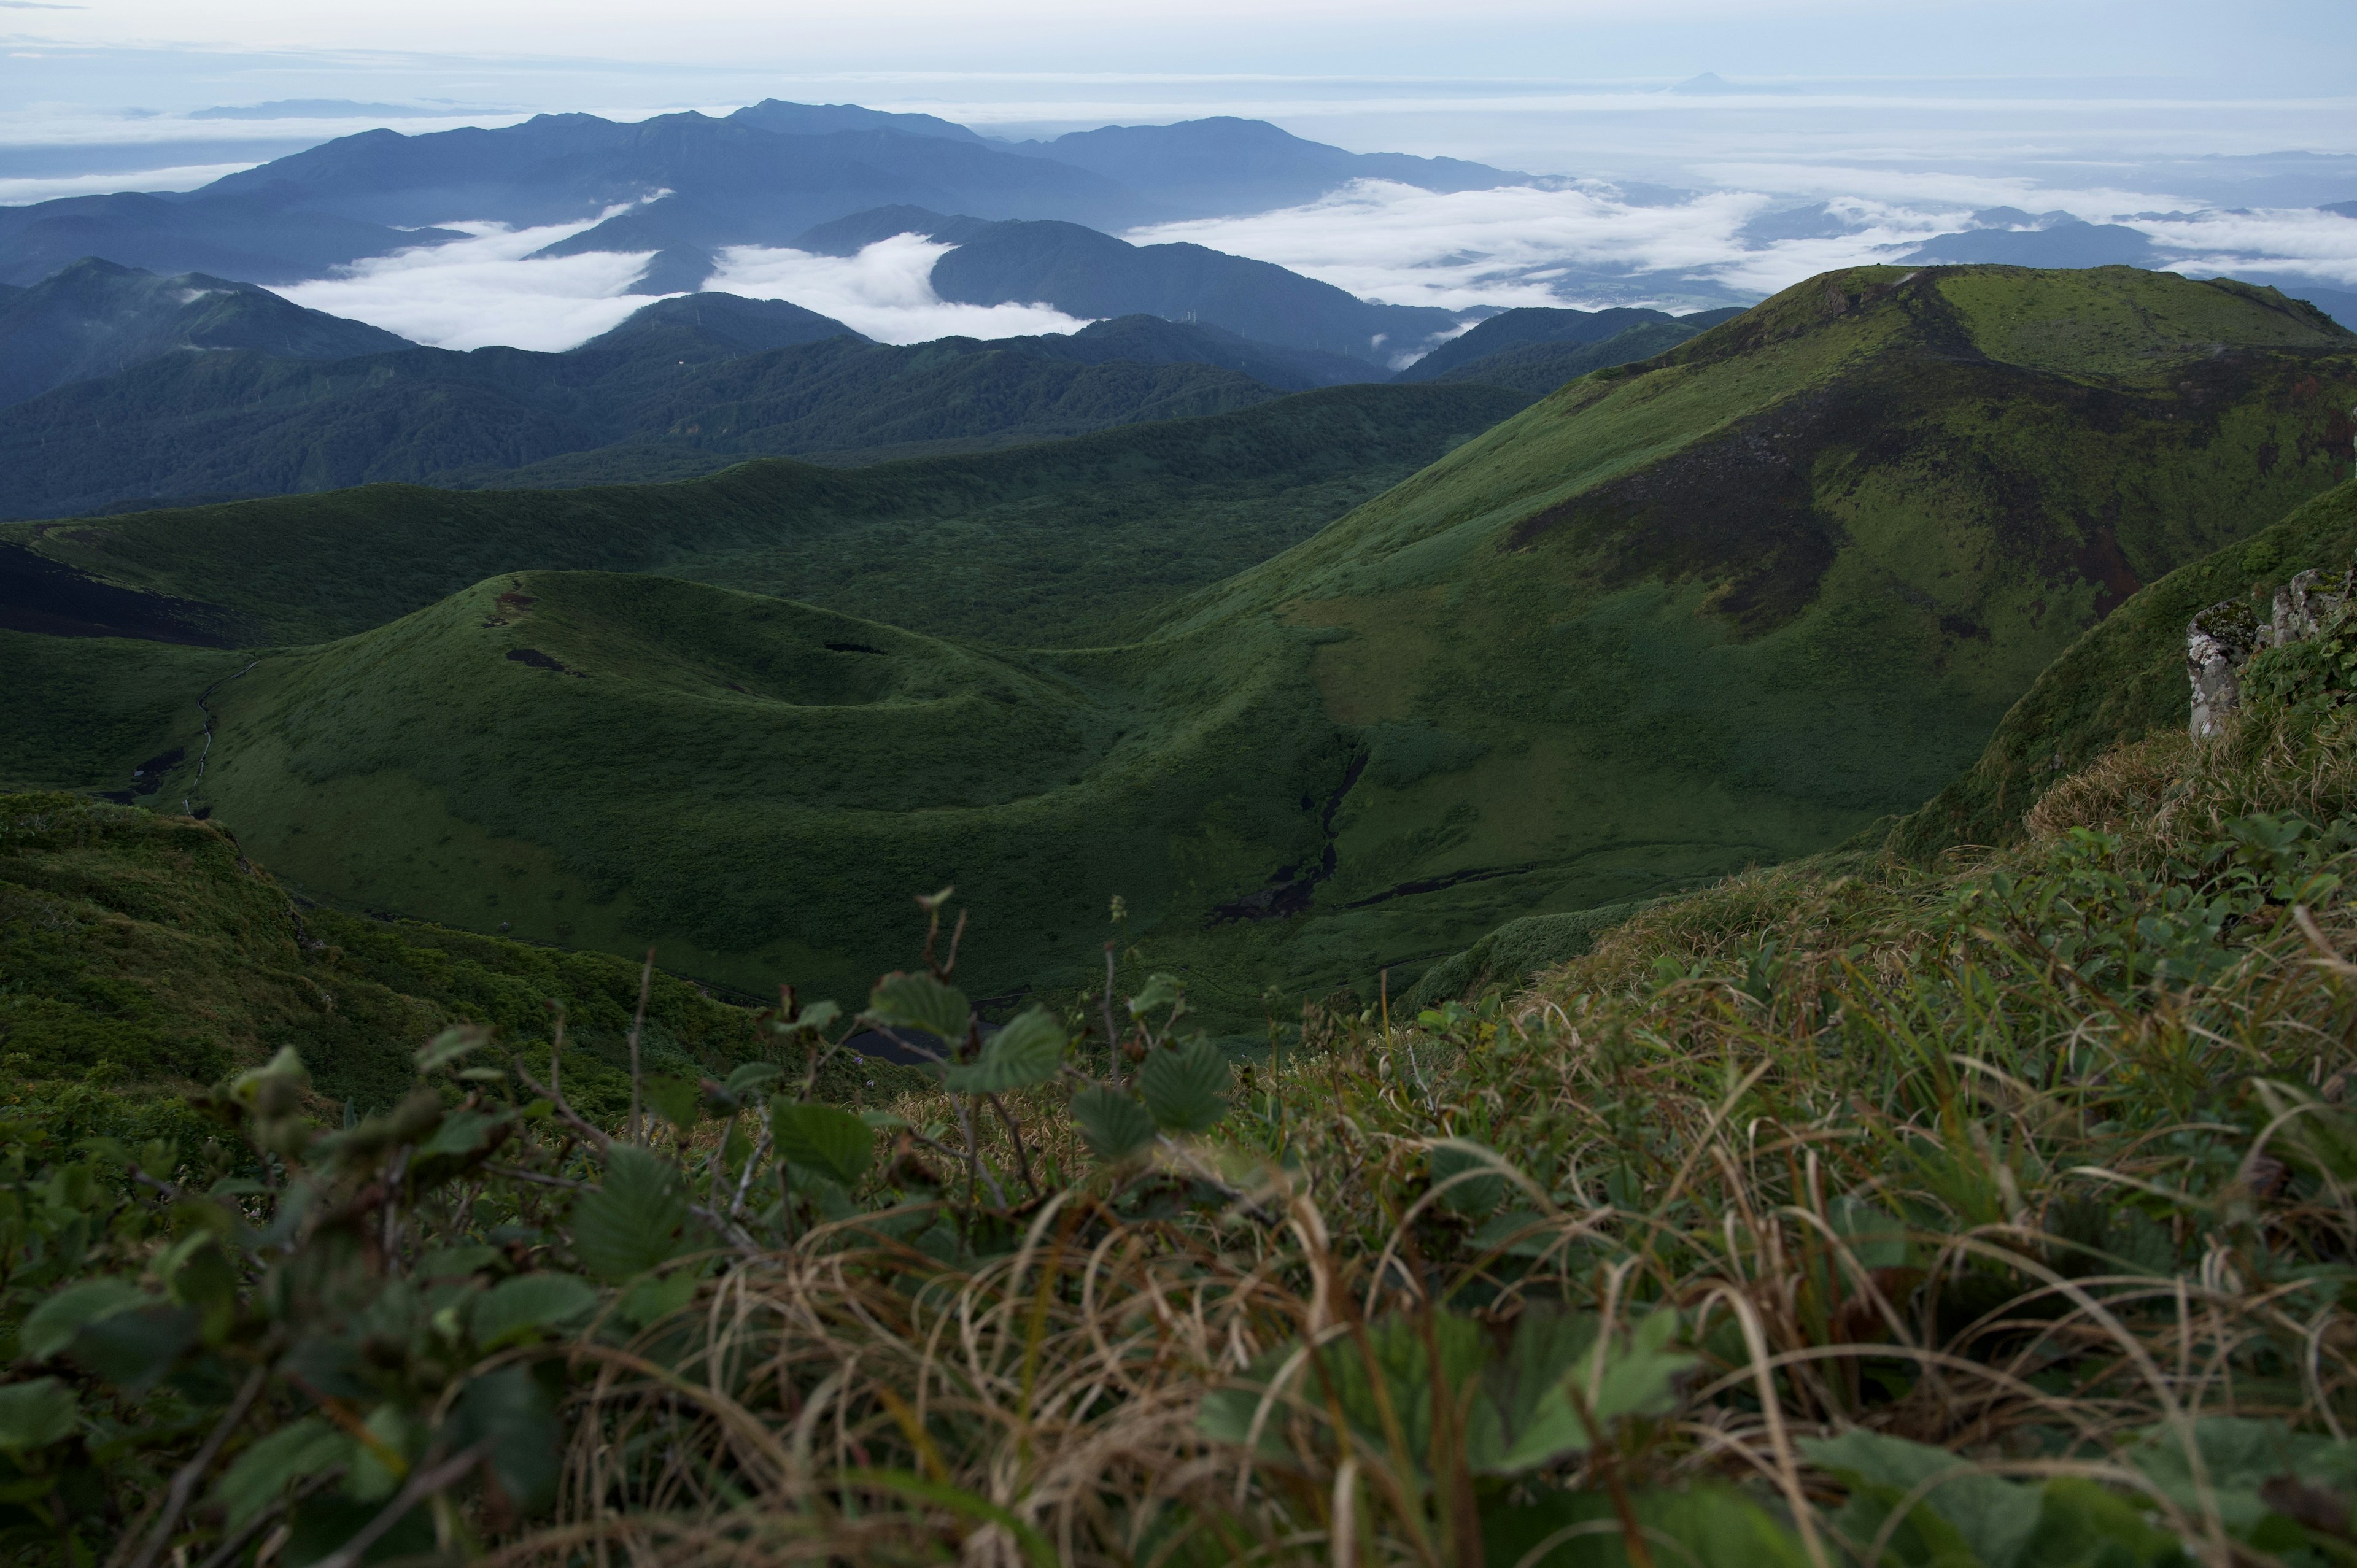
[276,220,660,350]
[2141,207,2357,288]
[262,225,1091,353]
[705,234,1093,342]
[1128,180,1954,307]
[1125,180,2357,318]
[0,162,253,201]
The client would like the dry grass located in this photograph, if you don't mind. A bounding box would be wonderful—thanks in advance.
[485,704,2357,1567]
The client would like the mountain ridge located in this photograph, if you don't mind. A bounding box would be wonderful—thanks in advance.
[5,265,2349,1022]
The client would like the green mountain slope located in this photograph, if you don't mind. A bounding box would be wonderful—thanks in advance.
[0,317,1312,520]
[6,265,2350,1027]
[0,382,1530,649]
[0,791,919,1111]
[1410,319,1722,395]
[1892,475,2357,856]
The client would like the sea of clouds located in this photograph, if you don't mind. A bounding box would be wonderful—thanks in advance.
[258,177,2357,358]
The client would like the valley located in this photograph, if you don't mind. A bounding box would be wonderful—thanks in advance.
[8,263,2350,1032]
[12,48,2357,1568]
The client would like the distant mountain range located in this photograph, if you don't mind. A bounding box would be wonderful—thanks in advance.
[0,102,1533,294]
[0,250,1771,517]
[0,257,411,407]
[1393,305,1746,393]
[0,261,1447,518]
[784,206,1458,366]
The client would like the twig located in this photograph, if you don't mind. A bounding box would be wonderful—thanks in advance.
[513,1062,613,1153]
[729,1111,773,1220]
[626,948,655,1146]
[1101,944,1122,1087]
[546,1003,565,1100]
[985,1092,1040,1199]
[311,1442,492,1568]
[193,1466,346,1568]
[115,1364,268,1568]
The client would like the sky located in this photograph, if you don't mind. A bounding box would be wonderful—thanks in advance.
[3,0,2354,352]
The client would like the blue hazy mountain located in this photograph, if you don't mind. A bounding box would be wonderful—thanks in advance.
[0,190,465,288]
[0,287,1415,517]
[994,116,1531,219]
[1392,306,1737,382]
[793,207,1461,366]
[0,104,1531,298]
[0,256,414,407]
[1902,216,2159,268]
[1391,306,1747,395]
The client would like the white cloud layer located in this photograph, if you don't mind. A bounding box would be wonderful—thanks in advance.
[0,161,250,202]
[265,226,1093,352]
[276,220,659,350]
[704,236,1094,342]
[1128,180,2357,312]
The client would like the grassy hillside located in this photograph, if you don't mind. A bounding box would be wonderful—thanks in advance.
[0,790,921,1113]
[5,265,2351,1030]
[1892,474,2357,856]
[0,382,1530,649]
[18,616,2357,1568]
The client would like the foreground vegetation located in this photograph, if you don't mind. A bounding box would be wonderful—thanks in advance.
[15,571,2357,1566]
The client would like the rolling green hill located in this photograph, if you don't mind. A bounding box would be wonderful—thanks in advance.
[0,380,1530,649]
[6,265,2352,1029]
[0,790,923,1111]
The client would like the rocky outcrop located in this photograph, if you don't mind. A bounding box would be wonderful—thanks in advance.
[2188,566,2357,735]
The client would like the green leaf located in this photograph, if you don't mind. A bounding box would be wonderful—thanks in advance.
[942,1008,1066,1093]
[1127,973,1183,1018]
[21,1277,147,1359]
[771,1100,874,1187]
[419,1245,501,1280]
[2016,1477,2188,1567]
[452,1367,562,1513]
[790,1000,840,1034]
[419,1107,503,1157]
[724,1062,782,1095]
[70,1303,197,1393]
[1465,1307,1597,1476]
[1138,1035,1230,1133]
[1588,1307,1698,1425]
[1803,1429,2039,1568]
[643,1075,701,1132]
[1471,1210,1555,1258]
[0,1379,77,1454]
[865,972,969,1041]
[214,1417,348,1530]
[2123,1415,2328,1543]
[472,1272,599,1348]
[1484,1485,1815,1568]
[1430,1138,1508,1216]
[618,1270,699,1328]
[1071,1087,1158,1162]
[414,1024,489,1075]
[571,1147,692,1283]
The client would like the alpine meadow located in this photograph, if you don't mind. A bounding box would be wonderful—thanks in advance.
[9,51,2357,1568]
